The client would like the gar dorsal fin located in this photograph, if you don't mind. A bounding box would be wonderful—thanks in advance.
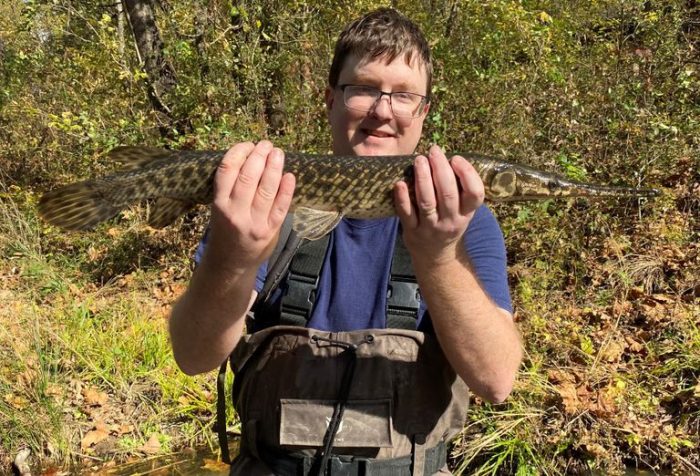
[108,146,171,171]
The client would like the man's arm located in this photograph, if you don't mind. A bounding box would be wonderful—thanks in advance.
[394,146,522,403]
[410,249,521,403]
[169,260,257,376]
[169,141,295,375]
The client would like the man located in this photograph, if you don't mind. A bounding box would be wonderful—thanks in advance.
[170,8,521,475]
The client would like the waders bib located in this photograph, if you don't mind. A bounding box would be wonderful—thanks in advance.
[217,218,470,475]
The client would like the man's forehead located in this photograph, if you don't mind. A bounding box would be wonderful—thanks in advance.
[339,52,429,87]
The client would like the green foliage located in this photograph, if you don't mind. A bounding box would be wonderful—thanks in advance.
[1,0,698,473]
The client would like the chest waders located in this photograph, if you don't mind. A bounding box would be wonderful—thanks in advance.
[216,217,469,476]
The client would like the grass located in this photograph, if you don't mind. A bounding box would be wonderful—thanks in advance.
[0,180,227,471]
[1,1,698,471]
[446,194,699,474]
[2,170,697,474]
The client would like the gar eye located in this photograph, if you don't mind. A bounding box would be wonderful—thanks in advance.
[547,180,560,191]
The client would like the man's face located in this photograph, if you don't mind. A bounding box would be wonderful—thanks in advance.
[325,53,430,156]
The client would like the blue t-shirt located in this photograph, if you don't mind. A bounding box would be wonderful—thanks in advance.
[194,205,512,332]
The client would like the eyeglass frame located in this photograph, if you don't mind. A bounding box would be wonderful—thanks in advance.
[337,84,429,118]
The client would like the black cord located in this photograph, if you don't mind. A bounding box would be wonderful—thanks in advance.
[309,335,373,476]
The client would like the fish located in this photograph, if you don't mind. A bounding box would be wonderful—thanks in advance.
[38,146,659,240]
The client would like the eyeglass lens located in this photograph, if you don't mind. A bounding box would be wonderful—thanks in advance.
[343,86,423,117]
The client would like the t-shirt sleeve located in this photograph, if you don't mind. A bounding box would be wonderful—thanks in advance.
[193,227,268,293]
[463,205,513,314]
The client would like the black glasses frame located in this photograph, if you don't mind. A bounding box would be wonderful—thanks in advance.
[338,84,428,118]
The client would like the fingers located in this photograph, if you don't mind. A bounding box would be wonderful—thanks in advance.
[399,146,484,235]
[451,155,485,215]
[393,180,417,228]
[427,145,460,219]
[413,145,460,224]
[214,142,255,207]
[216,140,295,230]
[230,141,274,206]
[413,154,438,224]
[269,172,296,228]
[251,147,284,216]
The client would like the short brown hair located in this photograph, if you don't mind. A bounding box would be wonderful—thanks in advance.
[328,8,433,98]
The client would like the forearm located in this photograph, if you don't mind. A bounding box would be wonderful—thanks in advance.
[413,249,522,403]
[169,141,295,375]
[169,251,256,375]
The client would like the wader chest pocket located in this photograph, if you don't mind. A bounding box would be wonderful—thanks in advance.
[279,398,393,448]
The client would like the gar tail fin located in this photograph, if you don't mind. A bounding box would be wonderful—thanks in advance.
[38,181,122,231]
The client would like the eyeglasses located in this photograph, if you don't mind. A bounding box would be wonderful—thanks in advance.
[338,84,428,118]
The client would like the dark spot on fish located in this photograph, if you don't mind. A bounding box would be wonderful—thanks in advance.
[548,180,560,191]
[182,166,195,178]
[403,165,415,183]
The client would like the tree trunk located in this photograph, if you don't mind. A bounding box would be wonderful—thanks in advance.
[259,7,286,136]
[116,1,124,57]
[121,0,183,139]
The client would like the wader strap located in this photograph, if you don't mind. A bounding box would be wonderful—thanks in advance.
[411,434,426,476]
[216,360,231,464]
[386,233,420,330]
[279,235,330,326]
[265,220,420,330]
[256,215,302,308]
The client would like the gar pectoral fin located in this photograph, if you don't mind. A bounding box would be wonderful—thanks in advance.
[293,207,343,240]
[147,198,195,228]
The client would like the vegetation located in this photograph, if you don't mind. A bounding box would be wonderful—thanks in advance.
[1,0,698,474]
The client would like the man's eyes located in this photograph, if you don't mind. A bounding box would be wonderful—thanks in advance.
[351,87,418,102]
[393,92,417,103]
[352,86,377,96]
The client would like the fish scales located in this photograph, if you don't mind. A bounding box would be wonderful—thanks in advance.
[38,147,659,235]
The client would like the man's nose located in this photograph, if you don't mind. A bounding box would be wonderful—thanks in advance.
[370,94,394,119]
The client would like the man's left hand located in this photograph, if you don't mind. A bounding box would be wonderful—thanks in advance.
[394,145,485,265]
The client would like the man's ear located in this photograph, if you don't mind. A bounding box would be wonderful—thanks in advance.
[421,101,431,117]
[325,86,334,117]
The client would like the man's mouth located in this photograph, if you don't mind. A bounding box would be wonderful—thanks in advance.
[362,129,394,138]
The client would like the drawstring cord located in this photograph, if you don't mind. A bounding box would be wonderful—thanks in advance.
[310,334,374,476]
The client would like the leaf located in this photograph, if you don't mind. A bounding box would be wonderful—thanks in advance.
[83,387,108,406]
[139,434,161,455]
[600,340,626,362]
[200,458,230,472]
[81,428,109,449]
[4,393,30,410]
[115,424,134,436]
[556,381,581,415]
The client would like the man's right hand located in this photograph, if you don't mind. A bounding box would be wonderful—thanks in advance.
[169,141,295,375]
[206,140,296,273]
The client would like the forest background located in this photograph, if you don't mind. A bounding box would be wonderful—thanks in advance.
[0,0,698,474]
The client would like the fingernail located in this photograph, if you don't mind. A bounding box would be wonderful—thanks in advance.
[270,149,283,163]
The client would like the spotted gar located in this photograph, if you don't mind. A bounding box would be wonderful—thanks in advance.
[38,146,659,240]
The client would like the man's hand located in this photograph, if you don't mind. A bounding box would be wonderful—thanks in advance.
[206,140,296,272]
[394,145,484,264]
